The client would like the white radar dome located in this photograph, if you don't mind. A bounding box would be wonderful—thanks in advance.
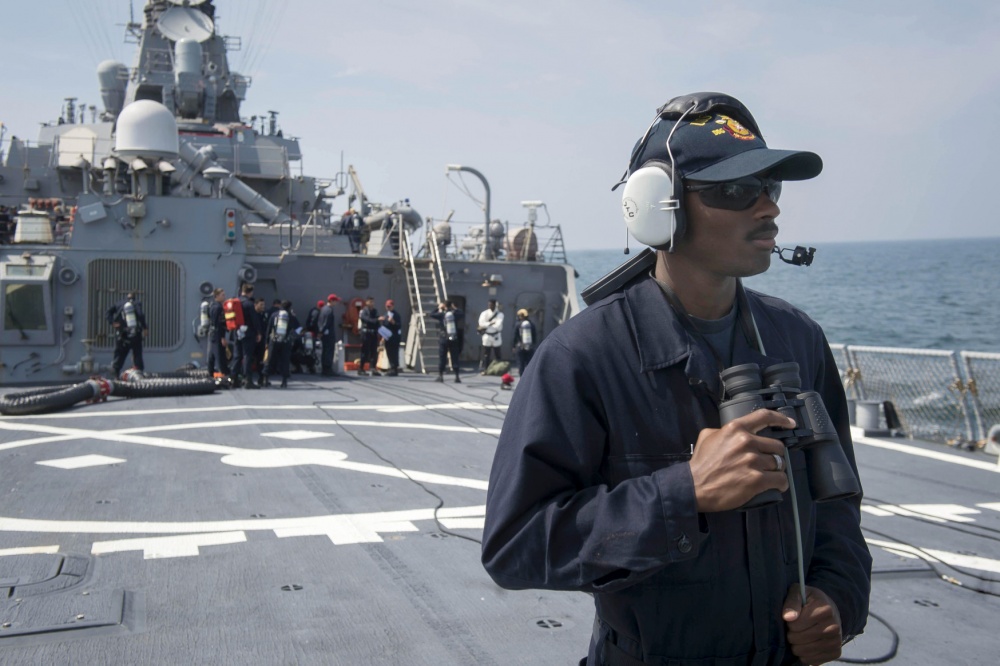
[97,60,128,89]
[114,100,179,159]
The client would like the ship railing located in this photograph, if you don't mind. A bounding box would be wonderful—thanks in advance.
[400,228,426,336]
[831,344,1000,447]
[400,227,425,371]
[292,208,321,253]
[427,227,448,303]
[418,219,568,264]
[961,351,1000,448]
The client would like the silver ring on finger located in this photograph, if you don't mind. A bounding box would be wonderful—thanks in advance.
[772,453,785,473]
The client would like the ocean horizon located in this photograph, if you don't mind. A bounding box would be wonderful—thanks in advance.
[567,237,1000,354]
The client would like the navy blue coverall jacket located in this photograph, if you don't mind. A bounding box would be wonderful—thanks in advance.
[482,276,871,666]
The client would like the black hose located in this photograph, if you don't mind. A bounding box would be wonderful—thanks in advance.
[139,367,212,379]
[0,380,104,416]
[1,385,73,399]
[110,377,216,398]
[0,376,217,416]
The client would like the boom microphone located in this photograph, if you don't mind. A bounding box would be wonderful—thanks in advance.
[773,245,815,266]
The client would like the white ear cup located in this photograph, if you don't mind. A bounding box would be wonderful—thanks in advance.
[621,165,678,247]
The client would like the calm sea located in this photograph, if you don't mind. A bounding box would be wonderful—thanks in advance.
[568,237,1000,353]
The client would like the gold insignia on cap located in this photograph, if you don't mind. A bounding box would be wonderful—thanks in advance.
[713,115,756,141]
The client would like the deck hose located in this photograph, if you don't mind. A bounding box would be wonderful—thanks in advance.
[0,372,218,416]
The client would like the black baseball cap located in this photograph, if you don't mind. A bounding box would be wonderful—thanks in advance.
[631,93,822,183]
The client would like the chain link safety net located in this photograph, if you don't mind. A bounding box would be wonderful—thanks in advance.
[843,346,973,445]
[830,344,857,399]
[962,352,1000,446]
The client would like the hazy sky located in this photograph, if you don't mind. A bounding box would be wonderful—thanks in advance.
[3,0,999,250]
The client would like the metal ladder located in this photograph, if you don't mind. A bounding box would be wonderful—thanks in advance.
[401,228,448,373]
[539,224,568,264]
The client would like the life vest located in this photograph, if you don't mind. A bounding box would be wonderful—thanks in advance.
[223,297,244,331]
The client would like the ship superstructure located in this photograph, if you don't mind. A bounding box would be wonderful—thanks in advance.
[0,0,578,385]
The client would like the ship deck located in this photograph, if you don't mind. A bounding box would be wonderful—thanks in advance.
[1,371,998,664]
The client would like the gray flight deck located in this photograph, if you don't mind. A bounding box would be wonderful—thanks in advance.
[1,374,999,664]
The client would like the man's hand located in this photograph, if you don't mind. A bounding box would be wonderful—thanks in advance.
[783,585,843,665]
[689,409,794,512]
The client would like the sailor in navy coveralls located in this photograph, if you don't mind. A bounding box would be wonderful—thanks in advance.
[482,93,871,666]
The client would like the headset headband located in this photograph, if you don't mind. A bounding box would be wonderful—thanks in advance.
[655,93,763,139]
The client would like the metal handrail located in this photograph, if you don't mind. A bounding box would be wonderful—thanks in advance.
[401,228,426,334]
[428,227,448,303]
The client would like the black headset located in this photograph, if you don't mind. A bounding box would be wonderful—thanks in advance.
[617,93,762,250]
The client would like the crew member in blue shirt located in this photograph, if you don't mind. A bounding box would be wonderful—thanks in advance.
[380,299,403,376]
[430,300,463,383]
[230,283,262,388]
[358,296,381,376]
[106,291,147,378]
[207,287,228,377]
[483,93,871,666]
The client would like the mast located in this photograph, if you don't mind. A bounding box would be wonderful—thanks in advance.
[446,164,492,260]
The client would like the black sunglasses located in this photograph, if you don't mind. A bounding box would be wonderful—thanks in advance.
[685,175,781,211]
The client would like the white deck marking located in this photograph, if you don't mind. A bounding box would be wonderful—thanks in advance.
[439,517,486,530]
[221,448,349,467]
[0,404,494,552]
[0,401,505,419]
[0,421,243,455]
[867,537,1000,574]
[274,518,421,545]
[0,504,486,536]
[0,545,60,556]
[871,504,981,523]
[262,430,335,440]
[37,454,126,469]
[317,402,508,413]
[896,504,981,522]
[852,428,1000,473]
[91,531,247,559]
[220,448,489,489]
[0,419,499,455]
[861,506,895,517]
[978,503,1000,513]
[110,418,501,436]
[0,421,489,489]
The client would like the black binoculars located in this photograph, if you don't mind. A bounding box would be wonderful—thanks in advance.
[718,361,860,510]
